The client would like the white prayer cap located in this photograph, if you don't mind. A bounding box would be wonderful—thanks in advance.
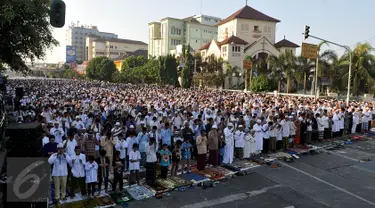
[238,125,243,128]
[212,125,218,129]
[288,116,293,119]
[115,122,121,126]
[256,119,261,123]
[129,125,135,128]
[228,123,234,127]
[57,143,64,149]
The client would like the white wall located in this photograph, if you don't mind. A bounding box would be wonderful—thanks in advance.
[218,20,237,41]
[236,19,276,44]
[279,47,297,55]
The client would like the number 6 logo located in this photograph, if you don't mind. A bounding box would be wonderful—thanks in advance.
[13,161,45,200]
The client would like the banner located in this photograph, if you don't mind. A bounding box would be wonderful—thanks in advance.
[66,46,76,63]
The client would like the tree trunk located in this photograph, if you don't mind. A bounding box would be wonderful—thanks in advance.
[278,80,281,93]
[286,76,290,93]
[303,72,307,95]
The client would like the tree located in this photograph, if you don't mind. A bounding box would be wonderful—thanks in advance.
[0,0,58,73]
[181,45,194,88]
[295,56,315,94]
[268,51,297,93]
[337,43,375,95]
[251,74,277,92]
[86,57,117,81]
[224,63,240,89]
[159,55,178,86]
[121,55,147,71]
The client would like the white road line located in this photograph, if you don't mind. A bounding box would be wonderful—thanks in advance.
[279,161,375,206]
[284,206,295,208]
[180,185,281,208]
[326,150,360,162]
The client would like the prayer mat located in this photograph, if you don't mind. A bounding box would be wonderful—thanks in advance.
[109,192,133,204]
[226,160,260,171]
[288,148,309,154]
[144,183,170,194]
[180,172,209,184]
[209,166,235,177]
[55,199,97,208]
[94,195,116,207]
[196,168,225,180]
[156,178,177,189]
[169,176,192,187]
[125,185,155,200]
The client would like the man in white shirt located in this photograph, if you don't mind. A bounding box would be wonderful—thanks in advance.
[50,122,64,144]
[63,132,78,157]
[115,137,128,169]
[48,143,71,203]
[69,146,86,198]
[234,125,245,159]
[42,132,49,147]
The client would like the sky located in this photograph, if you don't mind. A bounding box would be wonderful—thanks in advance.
[45,0,375,63]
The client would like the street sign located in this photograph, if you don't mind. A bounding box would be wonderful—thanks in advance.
[243,60,252,70]
[301,43,318,59]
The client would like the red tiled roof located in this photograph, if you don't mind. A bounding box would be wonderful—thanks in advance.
[274,39,299,48]
[199,42,211,50]
[218,36,248,46]
[217,5,280,26]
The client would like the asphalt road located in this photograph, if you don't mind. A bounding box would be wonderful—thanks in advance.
[127,138,375,208]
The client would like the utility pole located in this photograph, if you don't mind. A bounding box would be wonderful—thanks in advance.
[303,32,352,105]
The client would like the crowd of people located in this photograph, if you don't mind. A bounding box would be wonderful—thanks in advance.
[7,79,375,204]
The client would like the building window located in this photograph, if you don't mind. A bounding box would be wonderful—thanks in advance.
[221,46,227,57]
[171,27,181,35]
[110,45,113,49]
[171,39,181,46]
[115,46,117,49]
[232,46,241,52]
[196,40,198,43]
[254,26,259,31]
[201,51,206,57]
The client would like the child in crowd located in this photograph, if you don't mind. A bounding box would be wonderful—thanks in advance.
[180,137,192,174]
[85,155,98,198]
[112,151,124,193]
[172,127,183,143]
[171,140,182,176]
[129,143,141,186]
[159,144,171,179]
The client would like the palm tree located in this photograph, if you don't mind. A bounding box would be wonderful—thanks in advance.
[295,56,315,94]
[339,43,375,96]
[224,63,240,89]
[268,50,297,93]
[318,50,341,93]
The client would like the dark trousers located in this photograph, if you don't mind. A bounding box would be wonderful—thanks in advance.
[87,182,96,196]
[197,154,206,171]
[324,128,330,139]
[146,162,156,185]
[98,176,108,191]
[129,170,140,185]
[160,166,168,179]
[70,177,86,196]
[262,139,269,153]
[112,173,123,191]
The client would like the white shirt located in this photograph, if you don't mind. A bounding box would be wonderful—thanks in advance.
[50,127,64,144]
[146,143,157,163]
[126,137,139,156]
[69,153,86,178]
[42,136,49,146]
[234,130,245,148]
[129,150,141,170]
[48,153,71,176]
[85,161,98,183]
[115,139,128,159]
[63,139,78,156]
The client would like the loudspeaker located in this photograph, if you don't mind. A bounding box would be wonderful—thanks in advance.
[15,87,24,99]
[5,123,43,157]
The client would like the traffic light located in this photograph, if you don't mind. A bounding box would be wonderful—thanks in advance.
[304,25,310,40]
[50,0,66,28]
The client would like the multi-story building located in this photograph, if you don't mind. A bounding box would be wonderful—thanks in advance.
[66,23,118,62]
[86,36,147,61]
[148,14,221,58]
[198,5,299,88]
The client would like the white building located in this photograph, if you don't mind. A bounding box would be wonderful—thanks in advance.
[86,36,147,61]
[66,24,118,62]
[199,5,299,88]
[148,14,221,58]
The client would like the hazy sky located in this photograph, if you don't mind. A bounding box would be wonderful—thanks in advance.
[45,0,375,63]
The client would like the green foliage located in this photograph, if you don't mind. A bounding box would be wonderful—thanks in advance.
[250,75,277,92]
[0,0,58,73]
[159,55,178,86]
[86,57,116,81]
[181,45,194,88]
[121,56,147,71]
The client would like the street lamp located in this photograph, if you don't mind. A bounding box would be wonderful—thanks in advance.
[344,46,352,105]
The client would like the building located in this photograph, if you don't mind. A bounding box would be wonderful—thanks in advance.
[66,23,118,62]
[86,36,147,61]
[148,14,221,58]
[198,5,299,88]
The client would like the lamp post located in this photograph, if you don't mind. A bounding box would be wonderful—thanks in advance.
[344,46,352,105]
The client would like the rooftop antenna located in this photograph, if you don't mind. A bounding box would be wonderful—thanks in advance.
[246,0,248,5]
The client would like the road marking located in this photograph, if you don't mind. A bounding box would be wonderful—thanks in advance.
[284,206,295,208]
[326,150,359,162]
[180,185,281,208]
[279,161,375,206]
